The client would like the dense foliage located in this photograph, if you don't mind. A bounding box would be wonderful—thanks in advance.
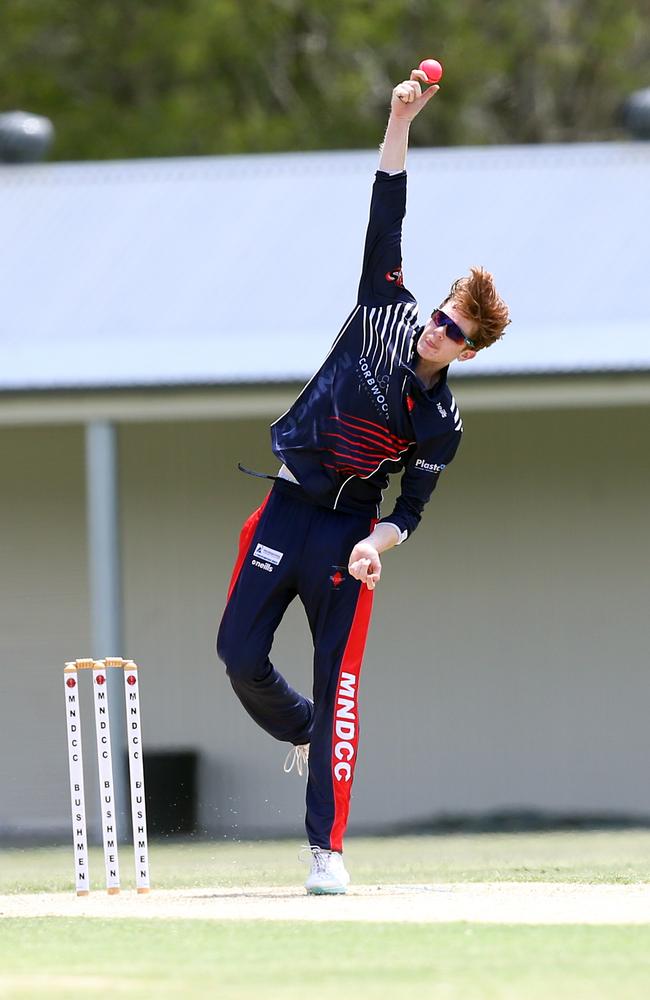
[1,0,648,160]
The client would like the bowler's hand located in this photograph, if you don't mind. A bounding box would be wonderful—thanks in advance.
[348,542,382,591]
[390,69,439,122]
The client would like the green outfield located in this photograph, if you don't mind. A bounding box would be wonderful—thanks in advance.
[2,920,650,1000]
[3,829,650,894]
[2,831,650,999]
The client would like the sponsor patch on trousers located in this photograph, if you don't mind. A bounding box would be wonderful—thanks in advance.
[253,543,283,565]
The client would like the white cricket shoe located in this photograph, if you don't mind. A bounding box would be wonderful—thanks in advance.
[304,847,350,895]
[283,744,309,777]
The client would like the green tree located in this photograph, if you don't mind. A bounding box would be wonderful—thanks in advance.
[0,0,648,160]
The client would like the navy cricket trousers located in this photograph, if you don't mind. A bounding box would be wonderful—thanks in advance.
[216,480,375,851]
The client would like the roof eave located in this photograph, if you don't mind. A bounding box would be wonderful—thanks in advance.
[0,371,648,427]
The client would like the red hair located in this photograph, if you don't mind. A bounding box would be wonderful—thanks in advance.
[444,267,510,350]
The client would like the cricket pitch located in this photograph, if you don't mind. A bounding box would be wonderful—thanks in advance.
[2,882,650,924]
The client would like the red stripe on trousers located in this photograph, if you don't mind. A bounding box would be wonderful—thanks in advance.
[329,582,374,852]
[225,494,270,603]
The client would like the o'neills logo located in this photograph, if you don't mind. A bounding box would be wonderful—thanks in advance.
[333,671,357,782]
[252,558,273,573]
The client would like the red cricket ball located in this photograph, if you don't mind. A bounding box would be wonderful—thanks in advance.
[419,58,443,84]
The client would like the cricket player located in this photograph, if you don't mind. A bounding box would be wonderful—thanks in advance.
[217,69,510,894]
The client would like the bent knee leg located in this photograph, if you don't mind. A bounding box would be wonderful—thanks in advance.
[217,625,268,683]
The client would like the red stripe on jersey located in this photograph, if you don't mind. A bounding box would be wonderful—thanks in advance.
[330,580,375,853]
[327,421,413,472]
[322,463,358,474]
[322,431,402,462]
[333,417,400,446]
[326,450,377,473]
[328,418,402,454]
[225,494,270,603]
[336,411,412,446]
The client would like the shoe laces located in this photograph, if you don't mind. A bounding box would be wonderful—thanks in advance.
[299,846,332,873]
[283,744,309,776]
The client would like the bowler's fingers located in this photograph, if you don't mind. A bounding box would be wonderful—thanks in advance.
[395,79,421,104]
[348,557,371,580]
[420,84,440,104]
[410,69,430,85]
[396,75,440,105]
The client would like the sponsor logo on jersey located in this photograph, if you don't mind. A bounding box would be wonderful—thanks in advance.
[385,267,404,286]
[415,458,446,473]
[333,671,357,782]
[253,543,283,565]
[358,357,389,416]
[437,402,447,418]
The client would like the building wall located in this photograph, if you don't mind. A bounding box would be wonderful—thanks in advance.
[0,425,91,836]
[1,403,649,841]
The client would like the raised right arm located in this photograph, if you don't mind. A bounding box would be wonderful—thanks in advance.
[379,69,439,172]
[357,70,440,306]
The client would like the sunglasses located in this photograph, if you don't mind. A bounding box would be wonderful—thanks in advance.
[431,309,476,349]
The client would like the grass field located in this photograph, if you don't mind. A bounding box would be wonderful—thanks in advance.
[2,831,650,999]
[3,829,650,894]
[3,920,650,1000]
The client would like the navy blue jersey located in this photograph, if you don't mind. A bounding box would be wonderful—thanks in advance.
[271,170,463,541]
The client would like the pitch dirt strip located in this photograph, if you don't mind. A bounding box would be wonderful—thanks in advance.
[2,883,650,924]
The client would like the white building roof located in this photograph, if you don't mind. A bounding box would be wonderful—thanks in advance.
[1,142,649,392]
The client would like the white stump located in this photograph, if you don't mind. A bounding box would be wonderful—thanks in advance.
[63,666,90,896]
[92,663,121,893]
